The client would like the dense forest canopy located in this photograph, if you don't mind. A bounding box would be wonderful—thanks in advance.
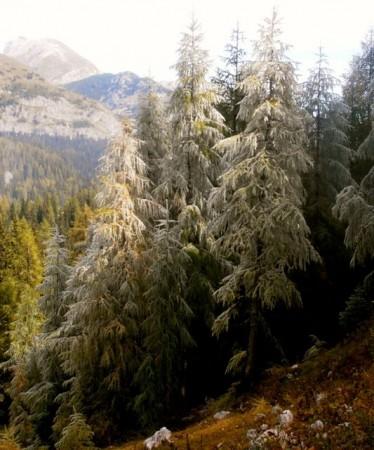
[0,9,373,449]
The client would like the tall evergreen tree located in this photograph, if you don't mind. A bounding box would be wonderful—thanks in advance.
[209,10,319,376]
[343,30,374,149]
[155,18,225,216]
[134,20,226,425]
[8,228,71,448]
[333,126,374,327]
[302,48,353,205]
[213,24,248,134]
[39,227,71,333]
[137,90,170,187]
[61,121,155,440]
[134,215,193,426]
[333,126,374,267]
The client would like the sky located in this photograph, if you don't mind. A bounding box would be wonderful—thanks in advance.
[0,0,373,82]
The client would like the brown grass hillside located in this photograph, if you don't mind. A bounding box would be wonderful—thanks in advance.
[114,320,374,450]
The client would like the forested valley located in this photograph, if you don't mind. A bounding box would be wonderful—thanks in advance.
[0,10,373,449]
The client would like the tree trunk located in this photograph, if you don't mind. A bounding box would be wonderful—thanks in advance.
[245,297,259,377]
[259,313,288,364]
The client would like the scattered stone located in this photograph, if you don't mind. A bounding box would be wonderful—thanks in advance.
[144,427,172,449]
[213,410,231,420]
[343,404,353,414]
[311,420,324,431]
[315,392,327,405]
[247,427,280,448]
[338,421,351,428]
[291,364,299,370]
[279,410,294,427]
[246,429,257,440]
[278,430,289,448]
[262,428,278,438]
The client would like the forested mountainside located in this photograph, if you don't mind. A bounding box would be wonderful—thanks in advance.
[0,137,81,201]
[3,37,100,85]
[0,132,107,179]
[0,10,373,450]
[66,72,171,117]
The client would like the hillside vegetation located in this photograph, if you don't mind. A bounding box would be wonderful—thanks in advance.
[117,320,374,449]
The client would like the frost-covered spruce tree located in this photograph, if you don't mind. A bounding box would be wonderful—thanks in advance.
[61,121,154,439]
[333,127,374,327]
[343,30,374,148]
[209,10,319,376]
[137,89,170,187]
[333,127,374,266]
[213,24,248,134]
[302,48,353,204]
[134,213,194,426]
[134,21,225,424]
[156,18,225,216]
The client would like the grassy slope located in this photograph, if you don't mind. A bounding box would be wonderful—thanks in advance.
[115,320,373,450]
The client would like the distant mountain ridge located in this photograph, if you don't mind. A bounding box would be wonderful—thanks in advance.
[66,71,171,117]
[0,54,120,140]
[3,37,100,84]
[3,37,171,118]
[0,54,121,176]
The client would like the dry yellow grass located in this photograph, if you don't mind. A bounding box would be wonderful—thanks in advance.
[111,320,374,450]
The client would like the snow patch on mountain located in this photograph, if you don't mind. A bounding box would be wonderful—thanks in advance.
[4,37,100,84]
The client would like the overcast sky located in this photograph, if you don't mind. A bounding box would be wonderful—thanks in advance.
[0,0,373,81]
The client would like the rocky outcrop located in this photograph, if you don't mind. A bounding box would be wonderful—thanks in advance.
[66,71,170,117]
[0,54,121,141]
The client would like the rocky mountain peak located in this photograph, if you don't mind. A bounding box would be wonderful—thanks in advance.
[3,37,100,84]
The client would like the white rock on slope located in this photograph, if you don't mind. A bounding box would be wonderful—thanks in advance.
[144,427,172,449]
[213,410,231,420]
[279,410,294,427]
